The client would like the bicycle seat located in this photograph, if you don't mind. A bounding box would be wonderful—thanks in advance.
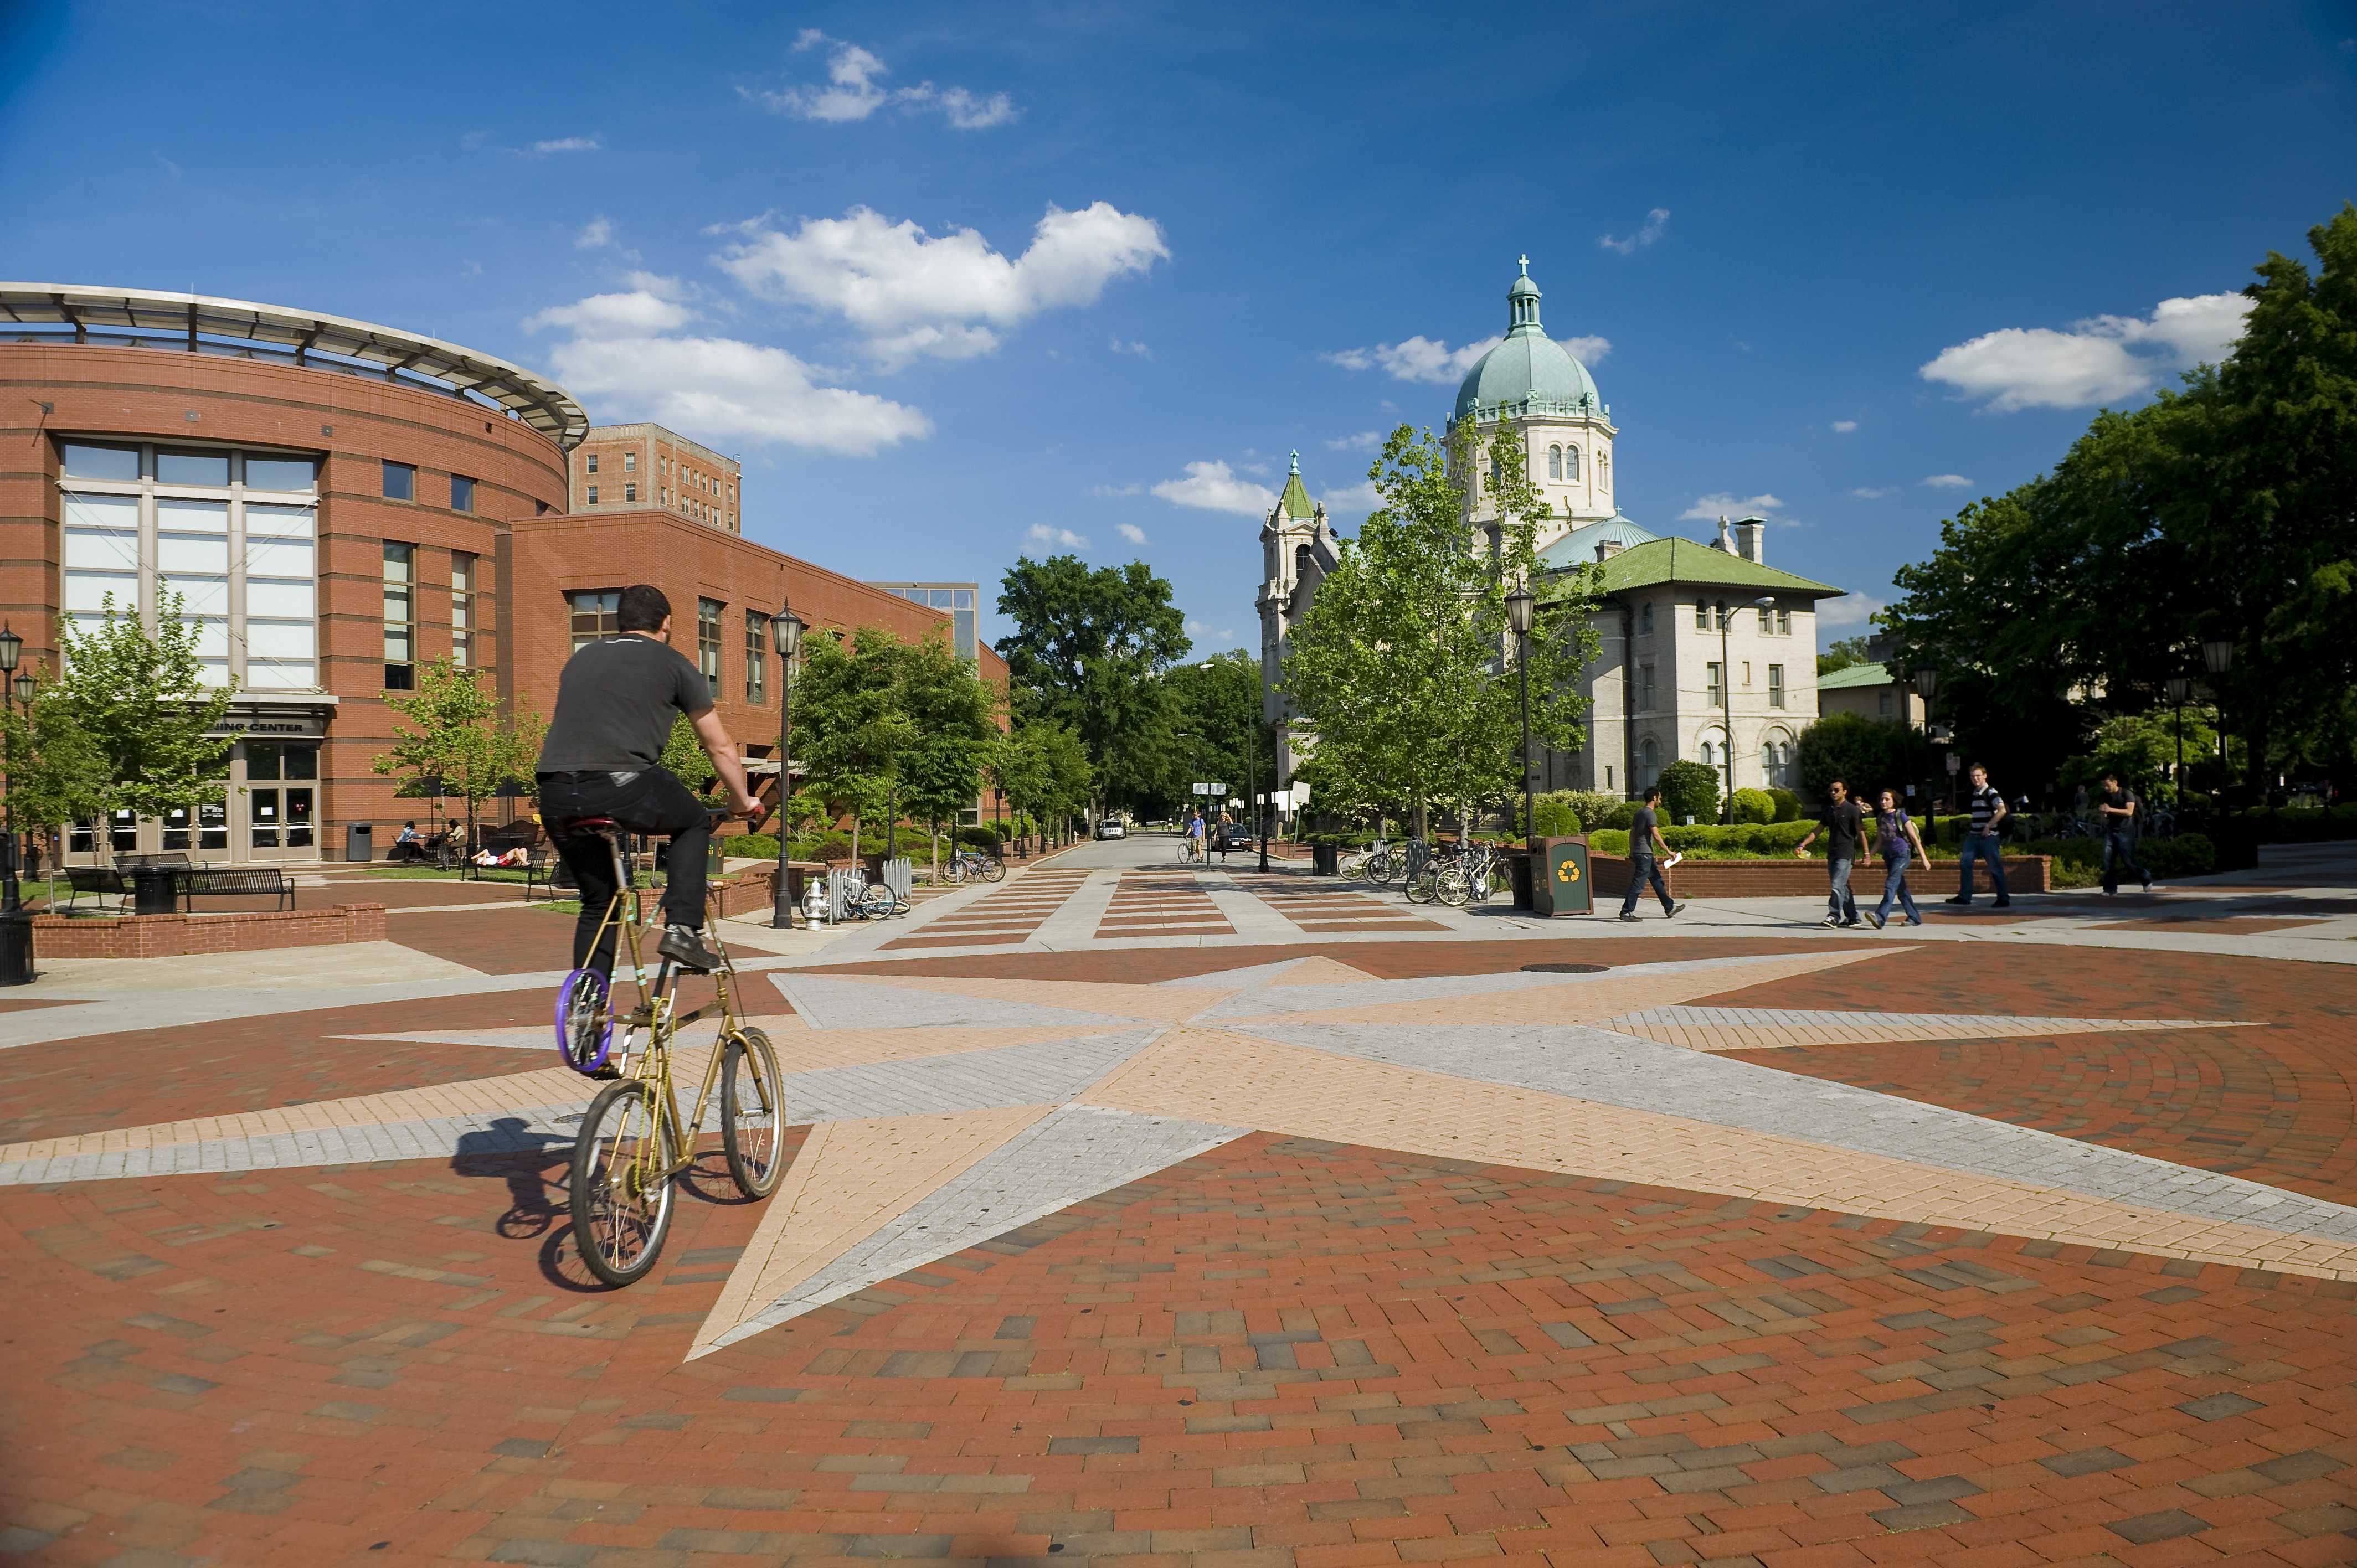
[561,815,620,832]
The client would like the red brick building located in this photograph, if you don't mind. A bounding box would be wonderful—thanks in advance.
[0,284,999,864]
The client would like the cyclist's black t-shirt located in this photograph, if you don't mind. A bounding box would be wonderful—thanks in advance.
[537,636,712,772]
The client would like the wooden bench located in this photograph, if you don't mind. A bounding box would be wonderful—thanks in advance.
[178,867,296,912]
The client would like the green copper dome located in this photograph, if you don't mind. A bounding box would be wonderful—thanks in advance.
[1452,257,1604,423]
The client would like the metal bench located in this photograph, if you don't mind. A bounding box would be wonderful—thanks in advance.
[178,867,296,912]
[523,848,577,902]
[62,865,127,913]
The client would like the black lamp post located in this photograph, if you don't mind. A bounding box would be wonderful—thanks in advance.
[2201,638,2235,801]
[1505,582,1535,847]
[0,623,20,916]
[769,601,806,929]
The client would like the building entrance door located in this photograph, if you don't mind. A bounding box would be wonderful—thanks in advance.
[240,741,318,858]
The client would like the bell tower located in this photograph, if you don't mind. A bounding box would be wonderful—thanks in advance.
[1255,451,1337,783]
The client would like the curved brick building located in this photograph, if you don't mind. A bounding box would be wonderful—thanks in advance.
[1,285,982,865]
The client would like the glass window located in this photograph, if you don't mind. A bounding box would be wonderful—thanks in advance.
[247,741,283,781]
[1757,604,1773,632]
[243,456,315,491]
[61,492,140,641]
[953,590,973,610]
[624,481,637,503]
[1769,664,1786,708]
[158,499,230,684]
[452,553,475,668]
[1694,601,1708,630]
[157,449,230,487]
[623,452,636,471]
[61,442,140,481]
[1563,446,1581,482]
[586,453,599,473]
[1639,664,1655,711]
[1640,600,1653,633]
[744,609,767,706]
[1879,693,1892,715]
[383,542,415,688]
[1777,607,1792,635]
[586,484,598,505]
[1715,601,1728,630]
[1547,445,1562,480]
[383,461,415,501]
[451,474,475,513]
[1707,662,1723,708]
[571,590,621,649]
[698,598,724,702]
[953,608,976,658]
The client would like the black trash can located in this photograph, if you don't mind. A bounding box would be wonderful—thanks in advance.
[1504,849,1535,910]
[130,864,178,916]
[345,823,374,863]
[0,911,33,986]
[1311,843,1340,875]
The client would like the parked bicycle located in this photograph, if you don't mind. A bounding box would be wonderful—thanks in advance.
[941,848,1006,885]
[553,813,783,1288]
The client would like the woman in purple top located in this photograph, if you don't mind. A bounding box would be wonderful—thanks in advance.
[1867,788,1929,929]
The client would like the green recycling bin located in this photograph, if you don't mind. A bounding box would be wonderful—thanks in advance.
[1532,835,1592,916]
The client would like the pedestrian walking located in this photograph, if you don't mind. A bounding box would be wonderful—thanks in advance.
[1794,778,1864,927]
[1866,788,1929,929]
[2097,770,2152,894]
[1947,764,2012,907]
[1617,785,1685,921]
[1186,808,1206,863]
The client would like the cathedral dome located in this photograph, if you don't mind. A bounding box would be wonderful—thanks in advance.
[1451,259,1604,422]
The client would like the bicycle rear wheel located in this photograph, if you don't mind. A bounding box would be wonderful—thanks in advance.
[554,967,613,1074]
[569,1078,676,1287]
[720,1028,785,1199]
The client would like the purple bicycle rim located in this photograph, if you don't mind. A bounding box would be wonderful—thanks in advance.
[554,967,613,1072]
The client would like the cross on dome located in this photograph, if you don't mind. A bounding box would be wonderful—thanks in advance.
[1517,255,1531,276]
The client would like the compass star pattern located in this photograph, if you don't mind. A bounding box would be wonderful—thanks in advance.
[7,946,2351,1373]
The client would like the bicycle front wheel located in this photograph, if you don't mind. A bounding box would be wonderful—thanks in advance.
[554,967,613,1074]
[569,1078,676,1287]
[721,1028,785,1199]
[981,859,1005,882]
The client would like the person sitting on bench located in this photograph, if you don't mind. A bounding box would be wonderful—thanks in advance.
[534,584,764,976]
[390,821,426,863]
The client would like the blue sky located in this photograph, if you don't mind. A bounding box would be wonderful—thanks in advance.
[6,2,2354,657]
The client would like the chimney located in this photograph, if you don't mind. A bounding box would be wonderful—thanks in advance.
[1732,516,1766,564]
[1597,539,1624,561]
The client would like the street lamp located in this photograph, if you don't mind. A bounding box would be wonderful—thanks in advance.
[1912,666,1939,814]
[1712,596,1777,823]
[2201,639,2235,802]
[1505,582,1535,848]
[768,602,806,929]
[2165,675,2193,806]
[0,626,20,920]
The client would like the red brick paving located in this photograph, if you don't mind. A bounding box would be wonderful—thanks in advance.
[386,906,580,974]
[820,937,1879,984]
[3,1133,2350,1566]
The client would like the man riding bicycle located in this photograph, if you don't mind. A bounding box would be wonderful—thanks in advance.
[536,584,765,977]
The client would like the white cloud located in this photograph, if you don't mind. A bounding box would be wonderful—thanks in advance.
[1089,482,1143,498]
[1109,337,1151,357]
[716,202,1168,369]
[1919,293,2253,411]
[750,32,1018,130]
[1679,492,1783,522]
[1326,431,1381,452]
[1151,460,1278,517]
[1599,208,1670,255]
[1831,420,1858,432]
[1557,333,1612,364]
[1186,620,1239,644]
[1325,335,1500,384]
[533,136,601,154]
[1817,592,1885,632]
[523,282,928,456]
[575,216,614,250]
[1850,486,1896,499]
[1025,523,1090,550]
[1319,480,1381,514]
[1921,474,1972,489]
[1117,523,1148,545]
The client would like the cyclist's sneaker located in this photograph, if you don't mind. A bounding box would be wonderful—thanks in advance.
[585,1060,622,1081]
[658,924,725,973]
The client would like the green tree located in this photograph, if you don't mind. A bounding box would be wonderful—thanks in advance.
[1655,759,1722,826]
[994,721,1094,845]
[1797,712,1923,804]
[1282,420,1601,836]
[1816,636,1874,678]
[54,596,235,862]
[1156,651,1269,819]
[372,657,547,852]
[0,661,109,875]
[995,555,1189,819]
[658,713,718,794]
[893,633,999,879]
[794,627,910,863]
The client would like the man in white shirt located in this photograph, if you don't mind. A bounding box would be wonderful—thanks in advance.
[1947,764,2012,907]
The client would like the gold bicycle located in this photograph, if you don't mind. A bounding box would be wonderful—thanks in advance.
[552,813,785,1287]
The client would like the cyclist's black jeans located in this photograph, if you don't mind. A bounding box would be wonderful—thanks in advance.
[538,767,711,974]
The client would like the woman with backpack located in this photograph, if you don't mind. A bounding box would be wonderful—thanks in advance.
[1867,787,1929,929]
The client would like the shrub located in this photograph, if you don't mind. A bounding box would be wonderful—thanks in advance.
[958,824,1002,853]
[1730,788,1776,825]
[1656,760,1721,825]
[1558,790,1626,832]
[729,832,780,861]
[1589,828,1629,855]
[1532,798,1582,837]
[1767,787,1802,822]
[2141,832,2216,878]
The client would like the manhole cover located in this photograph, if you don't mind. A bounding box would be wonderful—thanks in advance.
[1520,962,1607,974]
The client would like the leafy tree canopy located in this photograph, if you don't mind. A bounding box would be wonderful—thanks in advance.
[995,555,1188,813]
[1816,636,1874,678]
[55,595,234,831]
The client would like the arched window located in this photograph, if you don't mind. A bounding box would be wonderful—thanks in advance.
[1563,446,1581,482]
[1488,451,1502,484]
[1639,600,1654,633]
[1640,739,1659,788]
[1547,445,1562,479]
[1294,542,1312,581]
[1599,452,1610,487]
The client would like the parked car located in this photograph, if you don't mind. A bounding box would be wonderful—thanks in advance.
[1095,820,1127,839]
[1221,826,1256,851]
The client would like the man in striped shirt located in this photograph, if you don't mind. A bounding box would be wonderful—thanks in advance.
[1947,763,2011,907]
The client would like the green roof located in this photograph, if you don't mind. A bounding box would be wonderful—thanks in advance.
[1278,451,1315,519]
[1565,537,1843,599]
[1816,661,1893,691]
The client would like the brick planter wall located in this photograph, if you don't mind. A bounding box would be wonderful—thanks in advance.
[1588,855,2051,899]
[34,903,389,960]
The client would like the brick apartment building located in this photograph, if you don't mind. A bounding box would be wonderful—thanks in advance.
[0,283,1003,864]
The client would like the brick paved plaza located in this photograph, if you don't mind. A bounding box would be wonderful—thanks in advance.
[4,839,2355,1568]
